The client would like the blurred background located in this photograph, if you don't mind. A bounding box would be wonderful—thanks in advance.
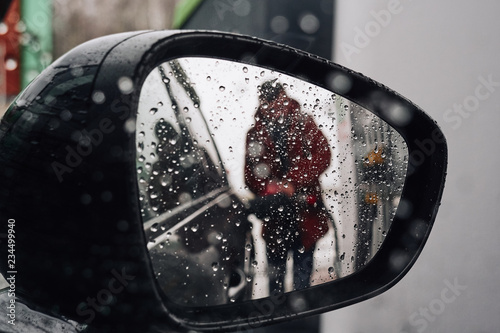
[1,0,500,332]
[0,0,177,112]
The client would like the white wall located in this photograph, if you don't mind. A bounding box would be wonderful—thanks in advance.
[322,1,500,332]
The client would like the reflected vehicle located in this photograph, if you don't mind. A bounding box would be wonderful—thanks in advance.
[137,58,408,307]
[138,62,254,305]
[0,30,445,333]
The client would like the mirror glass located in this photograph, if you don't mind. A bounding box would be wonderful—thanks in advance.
[136,58,408,307]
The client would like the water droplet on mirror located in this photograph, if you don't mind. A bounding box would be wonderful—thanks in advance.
[150,223,159,232]
[219,86,225,91]
[212,262,219,271]
[149,107,158,115]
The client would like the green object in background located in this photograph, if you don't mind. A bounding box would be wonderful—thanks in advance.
[172,0,203,29]
[20,0,53,88]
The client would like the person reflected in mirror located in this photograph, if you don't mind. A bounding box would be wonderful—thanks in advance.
[148,118,186,212]
[244,80,333,294]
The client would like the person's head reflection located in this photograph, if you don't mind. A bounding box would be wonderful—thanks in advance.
[257,79,294,122]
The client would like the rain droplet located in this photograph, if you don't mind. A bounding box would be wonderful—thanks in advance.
[118,76,134,94]
[92,91,106,104]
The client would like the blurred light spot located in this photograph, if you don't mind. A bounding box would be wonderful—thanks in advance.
[299,13,320,34]
[178,192,192,205]
[60,110,72,121]
[80,193,92,205]
[217,195,232,208]
[92,90,106,104]
[389,249,409,271]
[124,118,136,134]
[0,23,8,34]
[254,163,270,179]
[270,15,289,34]
[290,294,308,312]
[396,199,413,219]
[234,0,251,16]
[15,21,25,33]
[27,70,39,82]
[248,141,264,157]
[118,76,134,94]
[327,73,353,94]
[5,58,18,71]
[383,104,413,126]
[70,65,84,77]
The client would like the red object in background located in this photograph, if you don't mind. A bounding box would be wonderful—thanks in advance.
[0,0,21,96]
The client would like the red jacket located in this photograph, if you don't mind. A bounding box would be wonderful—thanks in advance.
[245,98,332,251]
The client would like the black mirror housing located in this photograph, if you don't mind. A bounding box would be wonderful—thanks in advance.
[0,31,447,332]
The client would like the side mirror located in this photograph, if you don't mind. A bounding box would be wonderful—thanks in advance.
[0,31,447,332]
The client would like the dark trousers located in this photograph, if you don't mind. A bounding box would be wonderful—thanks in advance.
[267,246,314,294]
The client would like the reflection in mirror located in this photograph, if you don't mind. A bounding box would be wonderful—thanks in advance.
[136,58,408,307]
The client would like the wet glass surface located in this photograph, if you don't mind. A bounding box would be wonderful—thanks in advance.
[136,58,408,306]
